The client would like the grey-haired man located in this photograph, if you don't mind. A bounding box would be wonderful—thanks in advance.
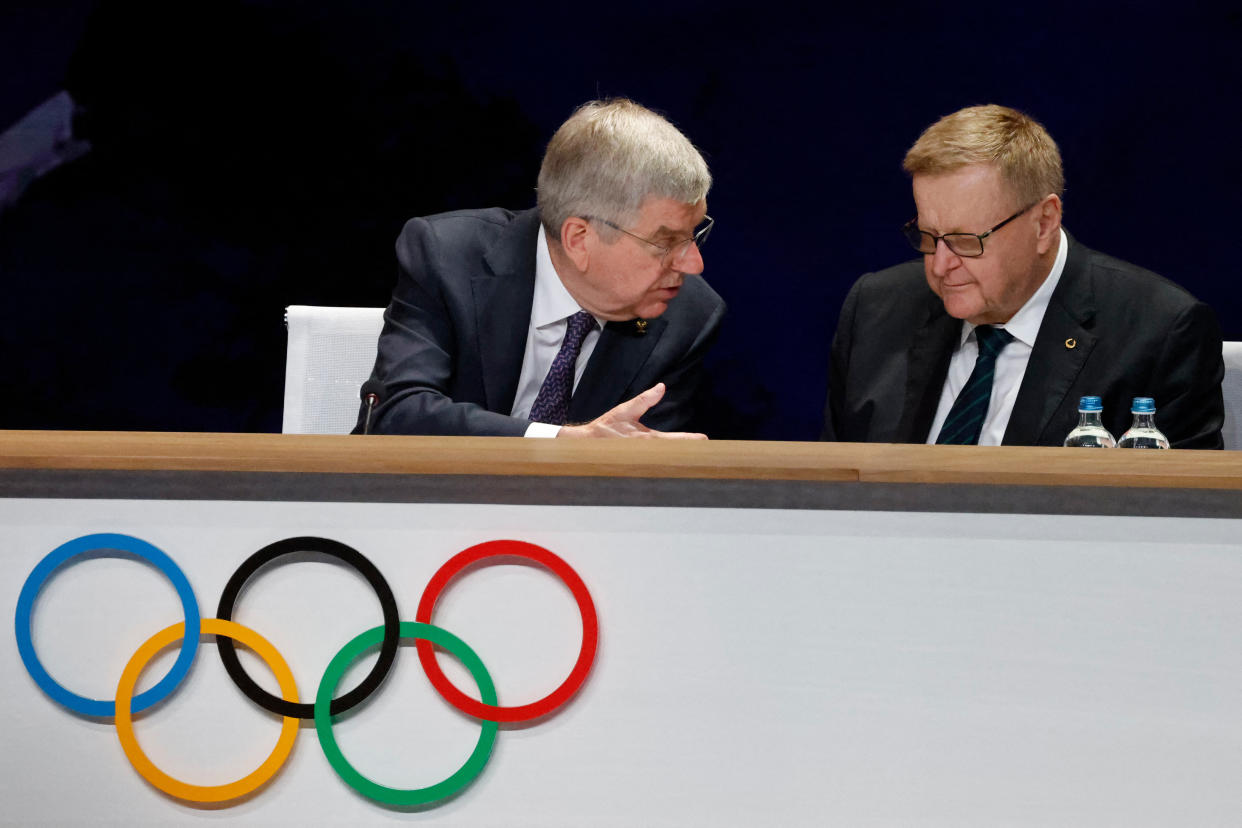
[358,99,724,438]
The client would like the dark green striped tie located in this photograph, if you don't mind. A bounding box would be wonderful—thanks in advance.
[935,325,1015,445]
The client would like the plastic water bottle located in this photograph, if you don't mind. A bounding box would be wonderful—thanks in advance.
[1063,396,1117,447]
[1117,397,1170,449]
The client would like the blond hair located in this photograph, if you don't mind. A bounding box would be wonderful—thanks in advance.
[537,99,710,238]
[903,104,1064,205]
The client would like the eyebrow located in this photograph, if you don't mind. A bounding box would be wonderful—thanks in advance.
[918,219,969,235]
[652,221,700,240]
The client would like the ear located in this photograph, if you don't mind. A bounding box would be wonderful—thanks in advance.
[559,216,593,272]
[1034,194,1063,255]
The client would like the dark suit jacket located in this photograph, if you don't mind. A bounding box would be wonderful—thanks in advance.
[359,207,726,436]
[822,235,1225,448]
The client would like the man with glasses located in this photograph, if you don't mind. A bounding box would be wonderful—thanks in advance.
[359,99,724,438]
[821,104,1224,448]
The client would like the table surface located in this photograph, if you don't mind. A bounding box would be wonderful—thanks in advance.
[1,430,1241,490]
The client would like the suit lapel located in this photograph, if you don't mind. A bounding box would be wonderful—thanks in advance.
[898,299,960,442]
[569,317,667,421]
[473,209,540,414]
[1004,234,1097,444]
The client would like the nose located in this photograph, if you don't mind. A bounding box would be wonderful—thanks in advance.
[929,238,960,278]
[674,240,705,275]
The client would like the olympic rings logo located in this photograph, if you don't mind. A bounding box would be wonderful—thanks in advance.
[14,533,599,808]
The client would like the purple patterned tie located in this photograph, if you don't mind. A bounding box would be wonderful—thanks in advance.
[529,310,596,425]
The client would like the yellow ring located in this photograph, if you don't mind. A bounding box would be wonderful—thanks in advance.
[115,619,300,803]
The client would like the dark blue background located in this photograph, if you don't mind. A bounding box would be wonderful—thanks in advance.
[2,1,1238,438]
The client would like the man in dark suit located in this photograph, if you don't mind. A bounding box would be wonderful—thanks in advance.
[360,99,724,438]
[822,105,1223,449]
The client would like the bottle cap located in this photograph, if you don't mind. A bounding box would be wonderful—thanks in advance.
[1131,397,1156,413]
[1078,396,1103,412]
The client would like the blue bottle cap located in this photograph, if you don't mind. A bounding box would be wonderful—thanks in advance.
[1078,396,1103,412]
[1131,397,1156,413]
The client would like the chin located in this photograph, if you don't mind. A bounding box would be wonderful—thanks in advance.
[940,295,983,322]
[635,302,670,319]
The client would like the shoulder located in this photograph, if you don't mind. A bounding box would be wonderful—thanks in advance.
[394,207,540,282]
[840,258,934,324]
[1079,244,1199,301]
[398,207,522,250]
[1068,239,1207,322]
[850,259,928,296]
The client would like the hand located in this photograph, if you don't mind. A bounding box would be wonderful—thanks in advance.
[557,384,708,439]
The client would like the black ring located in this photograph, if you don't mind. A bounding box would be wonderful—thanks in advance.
[216,536,400,719]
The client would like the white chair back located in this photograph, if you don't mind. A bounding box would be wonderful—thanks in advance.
[282,305,385,434]
[1223,341,1242,450]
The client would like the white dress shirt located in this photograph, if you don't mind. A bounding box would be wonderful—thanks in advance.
[510,225,602,437]
[926,228,1069,445]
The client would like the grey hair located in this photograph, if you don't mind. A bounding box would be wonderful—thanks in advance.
[537,99,711,240]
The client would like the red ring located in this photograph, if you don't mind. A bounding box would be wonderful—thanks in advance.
[415,540,598,723]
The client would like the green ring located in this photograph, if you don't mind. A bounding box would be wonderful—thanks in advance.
[314,621,499,806]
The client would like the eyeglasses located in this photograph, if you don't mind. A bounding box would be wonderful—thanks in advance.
[902,201,1038,258]
[586,214,714,269]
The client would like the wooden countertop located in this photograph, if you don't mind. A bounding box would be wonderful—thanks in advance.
[1,431,1241,491]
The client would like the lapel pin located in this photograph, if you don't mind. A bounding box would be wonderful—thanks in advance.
[1065,338,1077,349]
[635,319,648,335]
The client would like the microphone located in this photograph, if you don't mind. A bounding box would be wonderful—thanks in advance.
[360,380,384,435]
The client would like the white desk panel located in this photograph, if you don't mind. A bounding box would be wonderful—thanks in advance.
[2,498,1240,826]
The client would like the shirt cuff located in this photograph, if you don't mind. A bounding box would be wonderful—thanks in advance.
[523,422,562,438]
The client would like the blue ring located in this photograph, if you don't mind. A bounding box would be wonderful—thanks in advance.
[14,533,201,717]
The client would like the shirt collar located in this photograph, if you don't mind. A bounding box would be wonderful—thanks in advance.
[533,224,593,329]
[961,227,1069,348]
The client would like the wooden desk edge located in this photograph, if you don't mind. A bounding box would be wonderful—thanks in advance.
[1,431,1240,490]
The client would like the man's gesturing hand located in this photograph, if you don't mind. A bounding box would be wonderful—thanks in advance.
[557,383,708,439]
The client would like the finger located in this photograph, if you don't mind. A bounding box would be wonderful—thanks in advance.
[603,383,666,422]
